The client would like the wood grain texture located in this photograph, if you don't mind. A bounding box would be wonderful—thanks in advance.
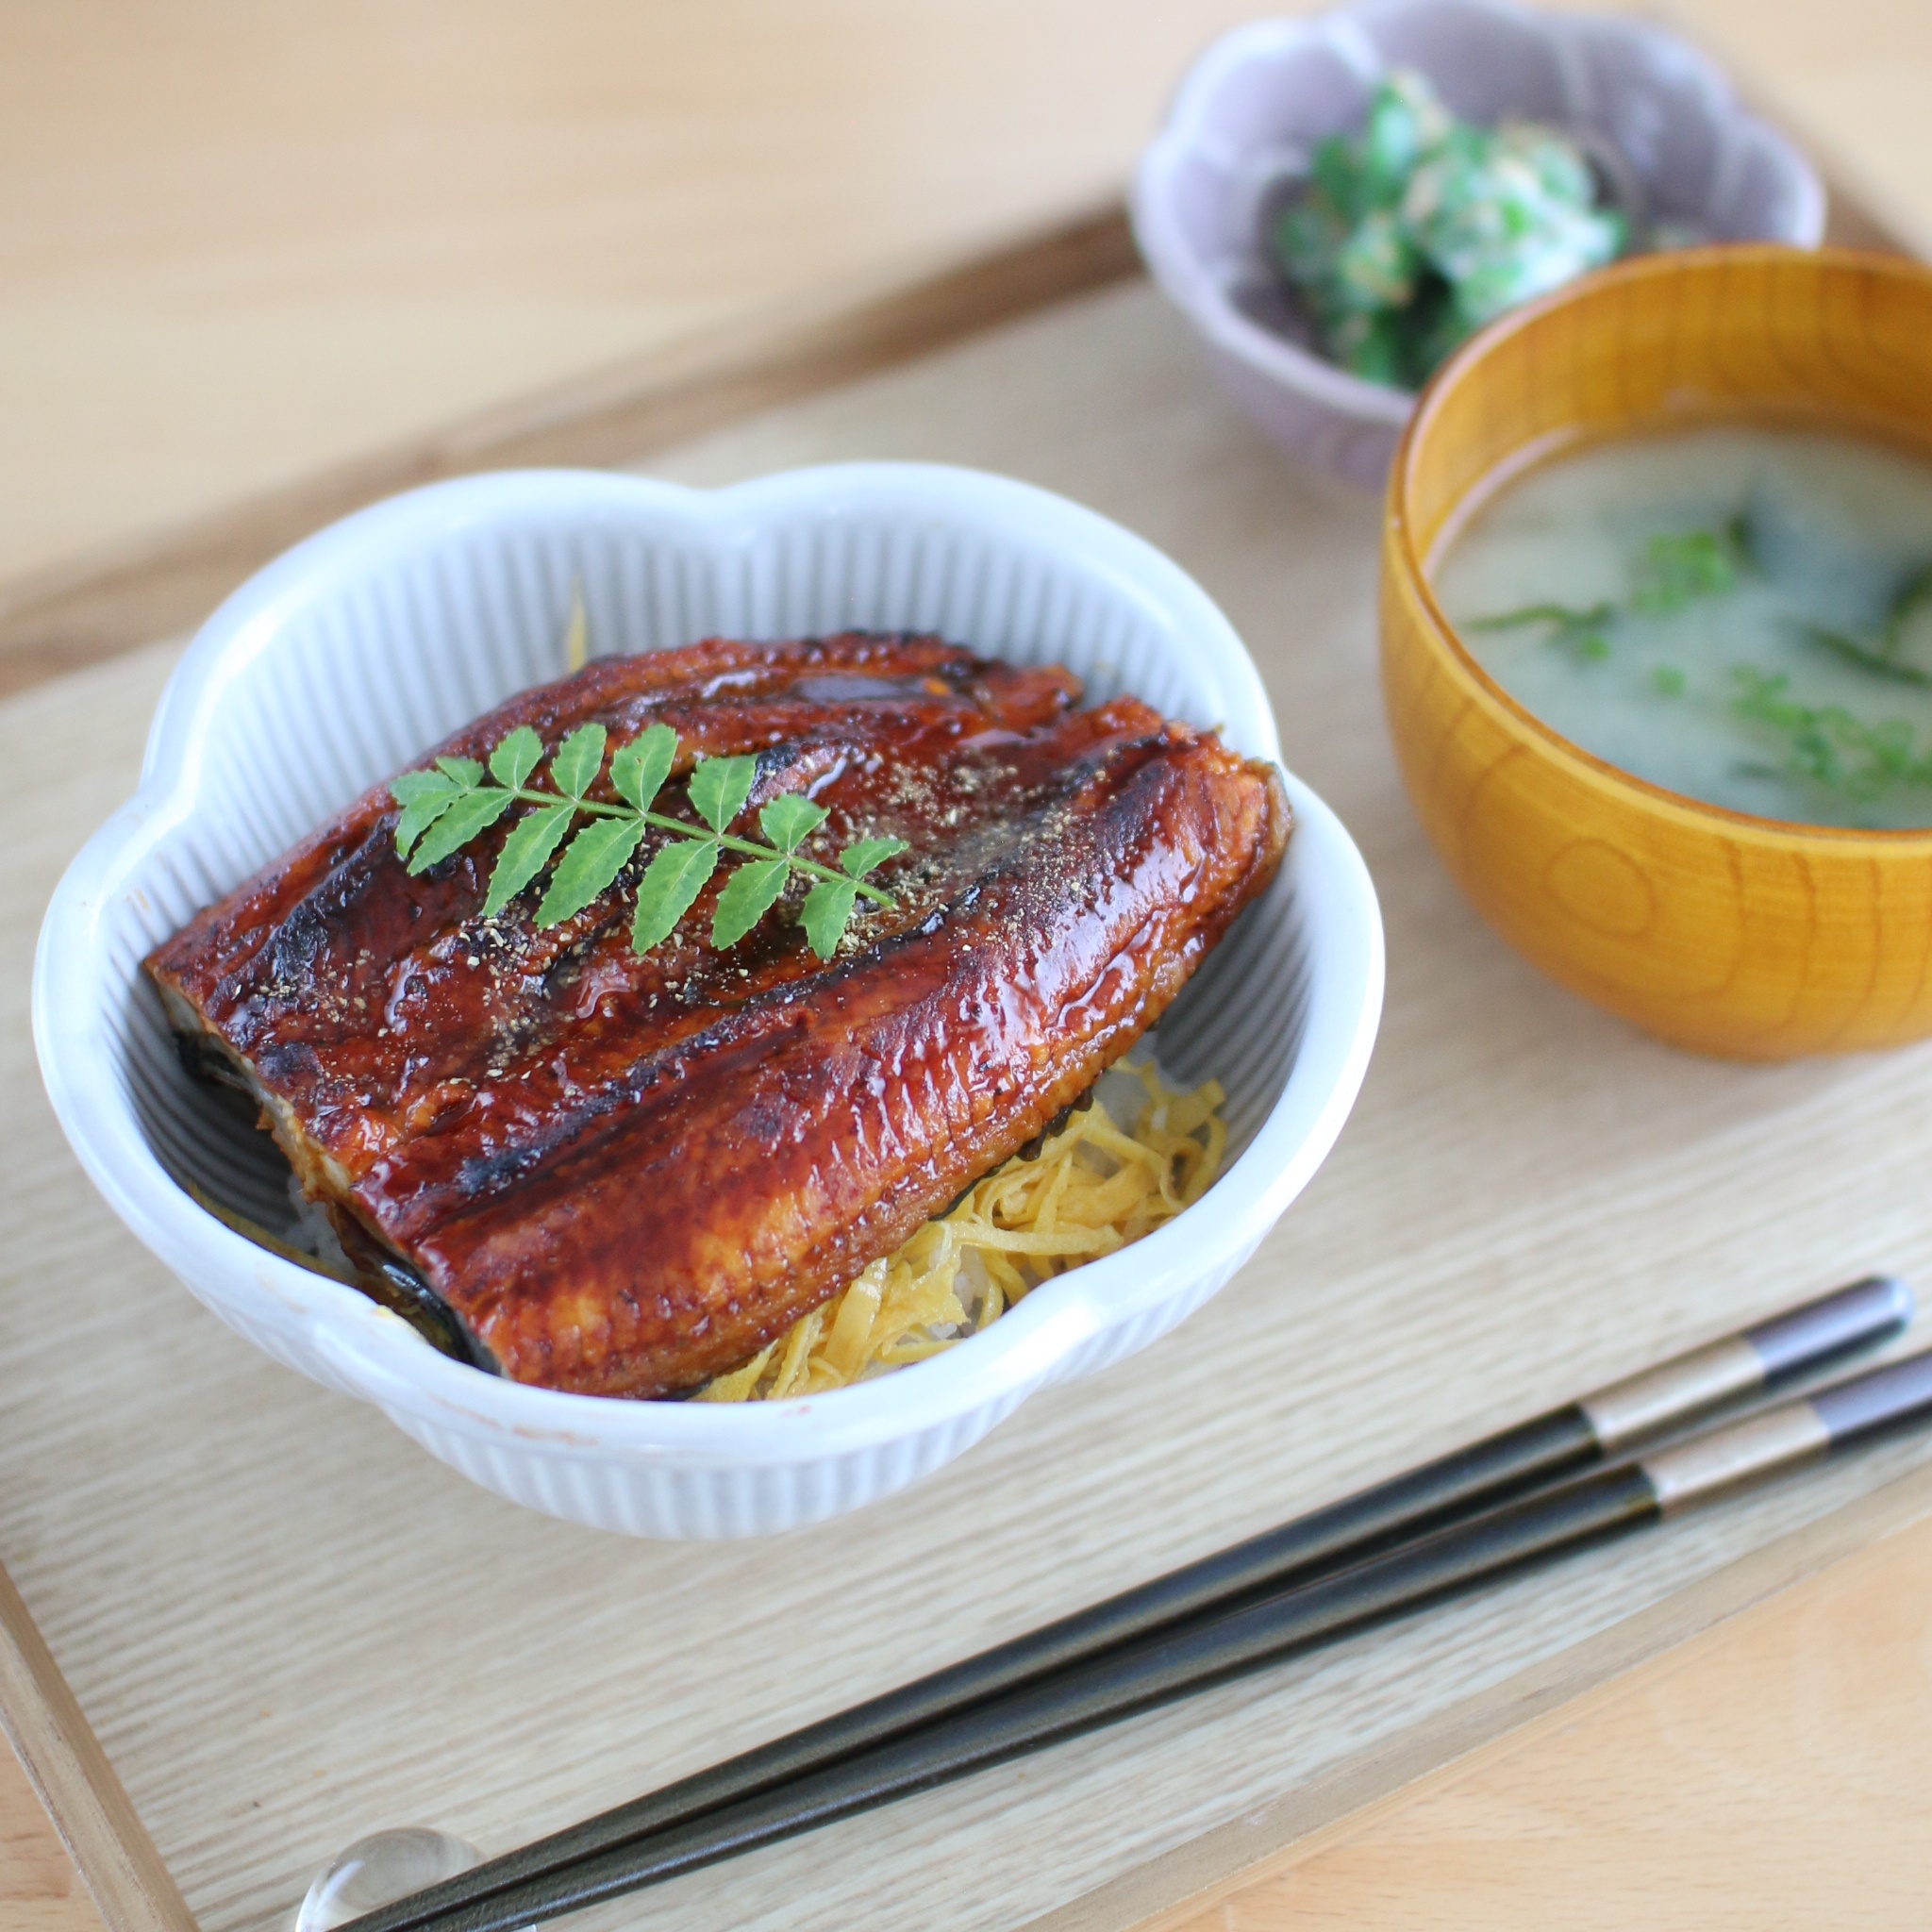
[6,5,1932,1922]
[1381,247,1932,1060]
[0,5,1915,704]
[0,0,1271,597]
[0,180,1900,710]
[0,204,1138,700]
[1,1740,109,1932]
[6,280,1932,1932]
[1145,1489,1932,1930]
[5,0,1932,619]
[1047,1457,1932,1932]
[0,1570,192,1932]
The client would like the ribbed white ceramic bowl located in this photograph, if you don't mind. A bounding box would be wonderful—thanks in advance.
[34,465,1383,1539]
[1132,0,1827,487]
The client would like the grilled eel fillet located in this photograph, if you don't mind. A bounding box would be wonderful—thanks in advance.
[146,634,1291,1396]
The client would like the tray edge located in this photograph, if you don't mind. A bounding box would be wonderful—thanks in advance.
[1,1559,198,1932]
[0,142,1921,1932]
[1033,1456,1932,1932]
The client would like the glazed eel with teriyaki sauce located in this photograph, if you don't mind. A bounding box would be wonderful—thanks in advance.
[146,633,1290,1397]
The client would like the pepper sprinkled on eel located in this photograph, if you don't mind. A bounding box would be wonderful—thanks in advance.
[146,633,1290,1396]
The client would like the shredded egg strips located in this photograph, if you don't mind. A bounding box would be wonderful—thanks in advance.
[696,1057,1226,1402]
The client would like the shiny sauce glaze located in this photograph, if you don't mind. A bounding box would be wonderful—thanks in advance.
[148,634,1290,1396]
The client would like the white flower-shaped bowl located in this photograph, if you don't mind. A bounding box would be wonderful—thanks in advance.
[34,466,1384,1539]
[1131,0,1827,488]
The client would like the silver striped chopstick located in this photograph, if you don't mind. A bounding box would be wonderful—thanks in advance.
[369,1341,1932,1932]
[346,1274,1910,1932]
[404,1344,1932,1932]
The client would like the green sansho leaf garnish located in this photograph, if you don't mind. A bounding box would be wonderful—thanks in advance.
[798,836,909,961]
[408,786,514,872]
[549,724,608,801]
[391,768,467,858]
[689,753,758,835]
[391,713,907,962]
[710,857,792,949]
[610,723,676,812]
[482,801,573,917]
[536,814,647,928]
[488,725,543,791]
[838,836,908,879]
[632,837,720,954]
[758,793,827,853]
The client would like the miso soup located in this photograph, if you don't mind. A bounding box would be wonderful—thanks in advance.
[1433,425,1932,829]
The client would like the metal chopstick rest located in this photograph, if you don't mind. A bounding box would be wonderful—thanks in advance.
[343,1276,1915,1932]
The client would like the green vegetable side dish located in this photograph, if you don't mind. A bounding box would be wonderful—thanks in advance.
[1434,425,1932,829]
[391,721,907,962]
[1272,69,1624,389]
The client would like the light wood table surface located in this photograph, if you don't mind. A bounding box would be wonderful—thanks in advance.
[6,4,1932,1928]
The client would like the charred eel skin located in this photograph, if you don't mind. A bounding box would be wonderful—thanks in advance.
[146,634,1291,1397]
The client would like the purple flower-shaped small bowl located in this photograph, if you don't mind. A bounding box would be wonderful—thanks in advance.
[1131,0,1825,487]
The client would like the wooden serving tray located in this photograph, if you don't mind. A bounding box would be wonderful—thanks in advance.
[6,188,1932,1932]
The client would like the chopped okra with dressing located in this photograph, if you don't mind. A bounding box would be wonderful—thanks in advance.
[1271,68,1627,390]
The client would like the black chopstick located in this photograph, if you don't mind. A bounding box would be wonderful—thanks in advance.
[345,1274,1908,1932]
[369,1341,1932,1932]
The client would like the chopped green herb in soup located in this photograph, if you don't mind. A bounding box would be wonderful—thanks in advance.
[1433,426,1932,829]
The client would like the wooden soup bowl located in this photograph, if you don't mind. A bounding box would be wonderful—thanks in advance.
[1381,246,1932,1059]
